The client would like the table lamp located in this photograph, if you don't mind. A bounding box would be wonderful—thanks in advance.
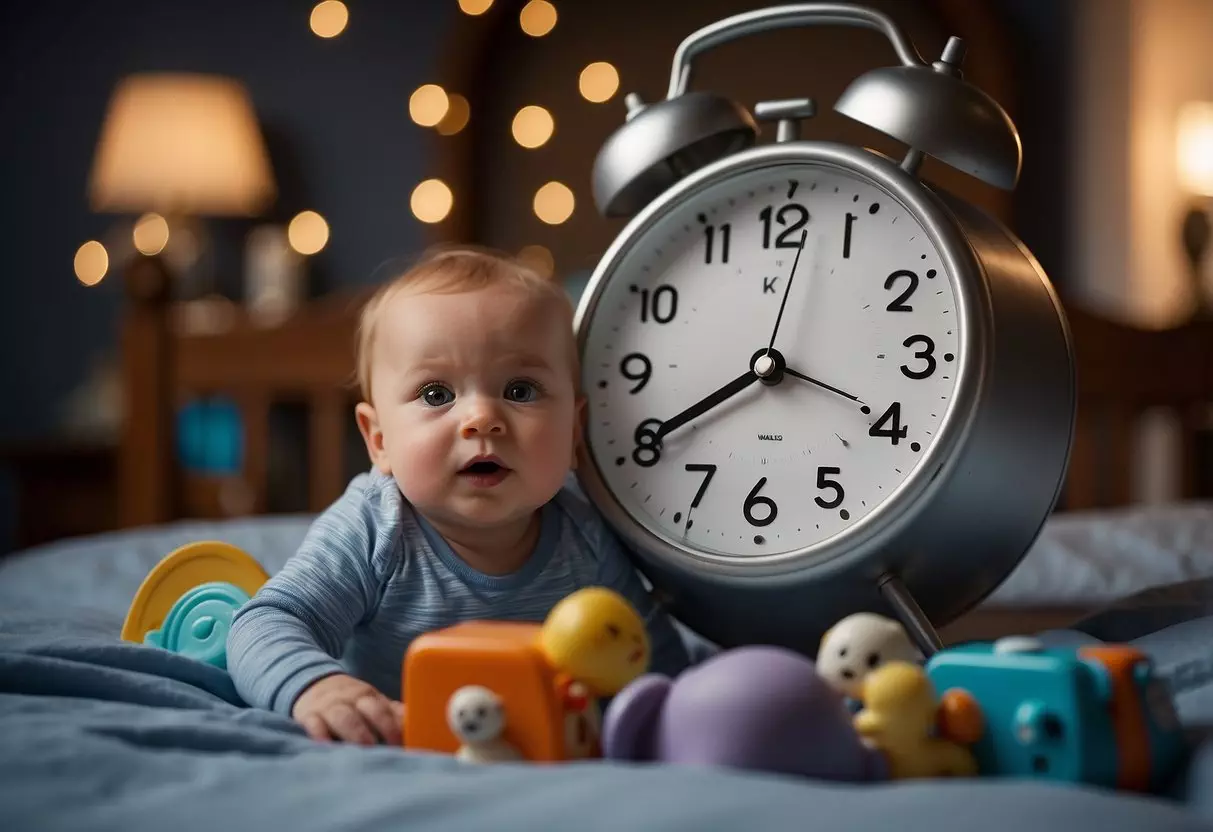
[1177,101,1213,319]
[88,72,277,298]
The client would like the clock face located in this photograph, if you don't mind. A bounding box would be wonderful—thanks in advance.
[578,159,965,563]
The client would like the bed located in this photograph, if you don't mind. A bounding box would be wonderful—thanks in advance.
[2,511,1213,830]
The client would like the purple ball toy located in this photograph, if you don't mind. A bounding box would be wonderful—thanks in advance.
[602,645,887,782]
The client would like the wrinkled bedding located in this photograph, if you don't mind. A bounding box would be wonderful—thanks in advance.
[2,510,1213,831]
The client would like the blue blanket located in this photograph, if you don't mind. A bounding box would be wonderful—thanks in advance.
[2,602,1212,832]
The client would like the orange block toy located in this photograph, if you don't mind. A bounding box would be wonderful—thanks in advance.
[403,587,651,763]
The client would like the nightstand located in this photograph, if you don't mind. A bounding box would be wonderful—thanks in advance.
[0,438,119,552]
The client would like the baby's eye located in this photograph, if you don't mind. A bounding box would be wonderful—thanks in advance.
[419,384,455,407]
[504,380,540,403]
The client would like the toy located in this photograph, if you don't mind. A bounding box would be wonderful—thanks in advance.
[120,541,269,669]
[925,637,1188,792]
[403,587,649,762]
[447,685,523,764]
[539,586,650,697]
[817,612,921,701]
[853,661,978,779]
[601,645,887,782]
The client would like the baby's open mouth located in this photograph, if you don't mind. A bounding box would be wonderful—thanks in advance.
[460,459,507,475]
[458,457,511,485]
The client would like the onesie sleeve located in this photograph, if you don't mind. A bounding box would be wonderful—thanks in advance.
[227,473,400,714]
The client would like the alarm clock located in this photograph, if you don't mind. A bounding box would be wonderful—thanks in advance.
[572,3,1075,656]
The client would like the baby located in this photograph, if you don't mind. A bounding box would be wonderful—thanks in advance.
[226,246,690,745]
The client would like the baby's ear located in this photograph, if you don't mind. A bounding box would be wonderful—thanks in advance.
[355,402,392,475]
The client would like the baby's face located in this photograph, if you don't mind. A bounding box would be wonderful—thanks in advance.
[365,282,582,532]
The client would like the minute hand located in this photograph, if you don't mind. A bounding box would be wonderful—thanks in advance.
[783,367,863,403]
[655,371,759,443]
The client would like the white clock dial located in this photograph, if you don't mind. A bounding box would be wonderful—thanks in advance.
[580,161,962,560]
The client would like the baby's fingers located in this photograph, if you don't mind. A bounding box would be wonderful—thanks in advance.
[356,695,402,746]
[300,713,333,742]
[327,702,378,745]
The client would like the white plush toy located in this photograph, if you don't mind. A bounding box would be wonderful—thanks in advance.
[817,612,921,701]
[446,685,523,764]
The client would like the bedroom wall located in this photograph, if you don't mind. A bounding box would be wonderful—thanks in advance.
[0,0,457,551]
[1068,0,1213,503]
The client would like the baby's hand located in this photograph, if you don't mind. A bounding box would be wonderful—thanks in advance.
[292,673,405,745]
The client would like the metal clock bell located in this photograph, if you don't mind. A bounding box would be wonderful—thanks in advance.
[572,3,1075,656]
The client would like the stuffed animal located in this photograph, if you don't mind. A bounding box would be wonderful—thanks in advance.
[817,612,920,701]
[447,685,523,764]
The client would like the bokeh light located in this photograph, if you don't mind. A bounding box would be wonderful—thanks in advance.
[458,0,494,15]
[288,210,330,255]
[533,181,574,225]
[310,1,349,38]
[436,93,470,136]
[519,0,557,37]
[74,241,108,286]
[132,213,169,255]
[511,105,554,149]
[517,244,555,279]
[410,84,450,127]
[411,179,454,224]
[579,62,620,103]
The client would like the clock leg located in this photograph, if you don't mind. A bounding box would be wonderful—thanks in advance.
[877,573,943,657]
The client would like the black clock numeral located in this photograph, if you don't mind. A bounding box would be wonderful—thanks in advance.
[743,476,778,527]
[631,418,662,467]
[759,203,809,249]
[900,334,937,379]
[619,352,651,394]
[684,463,717,509]
[884,269,918,312]
[843,212,856,258]
[815,466,845,509]
[868,402,909,445]
[703,223,731,264]
[639,285,678,324]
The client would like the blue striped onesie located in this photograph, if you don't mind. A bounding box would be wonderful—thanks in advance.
[227,469,691,714]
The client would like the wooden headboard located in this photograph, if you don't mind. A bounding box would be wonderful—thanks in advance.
[116,255,1213,528]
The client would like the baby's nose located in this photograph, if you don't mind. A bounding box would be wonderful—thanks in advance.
[460,397,505,437]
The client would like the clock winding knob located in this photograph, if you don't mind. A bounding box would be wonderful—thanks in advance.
[754,97,816,143]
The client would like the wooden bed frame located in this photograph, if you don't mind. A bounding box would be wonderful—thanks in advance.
[116,256,1213,643]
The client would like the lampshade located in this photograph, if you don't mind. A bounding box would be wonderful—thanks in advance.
[89,73,277,216]
[1177,101,1213,197]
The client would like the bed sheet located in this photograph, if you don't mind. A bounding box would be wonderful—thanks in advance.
[3,502,1212,618]
[1,603,1211,832]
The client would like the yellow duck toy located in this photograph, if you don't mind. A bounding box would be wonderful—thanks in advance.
[854,660,979,779]
[538,587,651,759]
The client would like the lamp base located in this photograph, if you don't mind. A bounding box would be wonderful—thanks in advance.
[1183,205,1211,320]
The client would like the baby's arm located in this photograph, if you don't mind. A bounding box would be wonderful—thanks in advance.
[227,475,398,730]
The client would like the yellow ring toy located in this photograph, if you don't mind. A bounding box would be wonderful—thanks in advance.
[121,541,269,668]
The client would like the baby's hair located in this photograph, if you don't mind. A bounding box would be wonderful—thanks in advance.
[355,244,579,403]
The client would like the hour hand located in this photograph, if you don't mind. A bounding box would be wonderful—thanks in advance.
[655,370,760,443]
[783,366,863,403]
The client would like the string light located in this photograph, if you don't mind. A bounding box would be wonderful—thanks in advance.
[74,241,108,286]
[518,244,555,279]
[436,94,470,136]
[579,62,620,103]
[512,105,554,149]
[310,1,349,38]
[458,0,494,14]
[519,0,557,37]
[411,179,454,223]
[410,84,450,127]
[132,213,170,255]
[288,211,330,255]
[534,182,574,225]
